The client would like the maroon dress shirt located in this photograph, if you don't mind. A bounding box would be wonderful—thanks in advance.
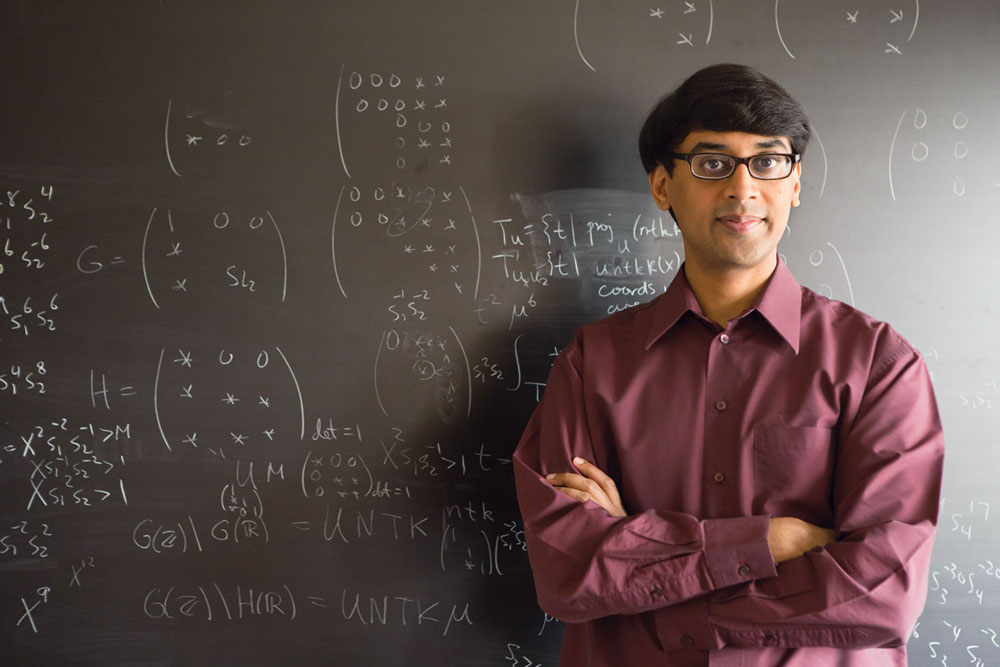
[513,258,944,666]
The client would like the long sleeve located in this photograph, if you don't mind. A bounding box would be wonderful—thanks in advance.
[685,336,945,651]
[514,324,944,654]
[513,263,945,664]
[513,338,777,624]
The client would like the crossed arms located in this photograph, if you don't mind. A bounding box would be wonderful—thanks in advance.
[547,457,835,564]
[512,331,944,651]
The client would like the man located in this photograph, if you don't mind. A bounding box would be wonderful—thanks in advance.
[512,64,944,666]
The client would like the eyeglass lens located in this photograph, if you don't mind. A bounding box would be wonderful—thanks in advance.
[690,154,792,180]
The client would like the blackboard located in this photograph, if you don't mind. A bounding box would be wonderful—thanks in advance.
[2,1,998,665]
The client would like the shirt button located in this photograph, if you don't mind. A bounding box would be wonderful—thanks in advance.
[719,333,730,344]
[738,564,751,576]
[765,632,779,646]
[713,472,726,483]
[650,588,662,598]
[714,400,727,412]
[681,635,695,647]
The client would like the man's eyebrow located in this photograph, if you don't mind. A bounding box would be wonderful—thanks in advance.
[687,138,790,152]
[688,141,728,152]
[754,138,789,150]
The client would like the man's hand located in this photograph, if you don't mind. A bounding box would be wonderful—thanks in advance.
[768,517,836,563]
[546,457,627,518]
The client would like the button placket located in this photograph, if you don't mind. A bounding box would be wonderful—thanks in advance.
[704,323,741,518]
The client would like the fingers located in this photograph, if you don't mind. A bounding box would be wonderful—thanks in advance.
[817,527,836,548]
[549,483,595,505]
[569,457,624,510]
[546,472,615,513]
[545,458,626,517]
[769,517,837,562]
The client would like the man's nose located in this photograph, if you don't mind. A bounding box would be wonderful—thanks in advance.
[723,163,760,201]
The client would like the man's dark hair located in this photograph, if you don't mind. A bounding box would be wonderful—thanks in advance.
[638,63,811,175]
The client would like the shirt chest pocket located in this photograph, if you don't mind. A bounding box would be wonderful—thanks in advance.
[752,424,836,526]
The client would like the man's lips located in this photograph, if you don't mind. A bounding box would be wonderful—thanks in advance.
[717,215,763,233]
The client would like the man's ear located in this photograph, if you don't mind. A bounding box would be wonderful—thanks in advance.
[791,161,802,207]
[648,164,672,211]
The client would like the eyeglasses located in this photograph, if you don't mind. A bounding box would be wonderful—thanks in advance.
[669,152,800,180]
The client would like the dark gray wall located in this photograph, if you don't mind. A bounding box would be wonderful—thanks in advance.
[1,1,997,664]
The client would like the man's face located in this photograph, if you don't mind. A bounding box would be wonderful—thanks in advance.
[648,130,801,278]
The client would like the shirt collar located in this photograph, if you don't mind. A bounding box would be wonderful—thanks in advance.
[644,255,802,354]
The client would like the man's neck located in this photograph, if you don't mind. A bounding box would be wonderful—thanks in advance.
[684,256,777,328]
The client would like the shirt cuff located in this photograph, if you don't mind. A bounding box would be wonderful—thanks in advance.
[703,515,777,589]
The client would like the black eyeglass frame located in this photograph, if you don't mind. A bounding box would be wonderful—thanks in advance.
[668,152,801,180]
